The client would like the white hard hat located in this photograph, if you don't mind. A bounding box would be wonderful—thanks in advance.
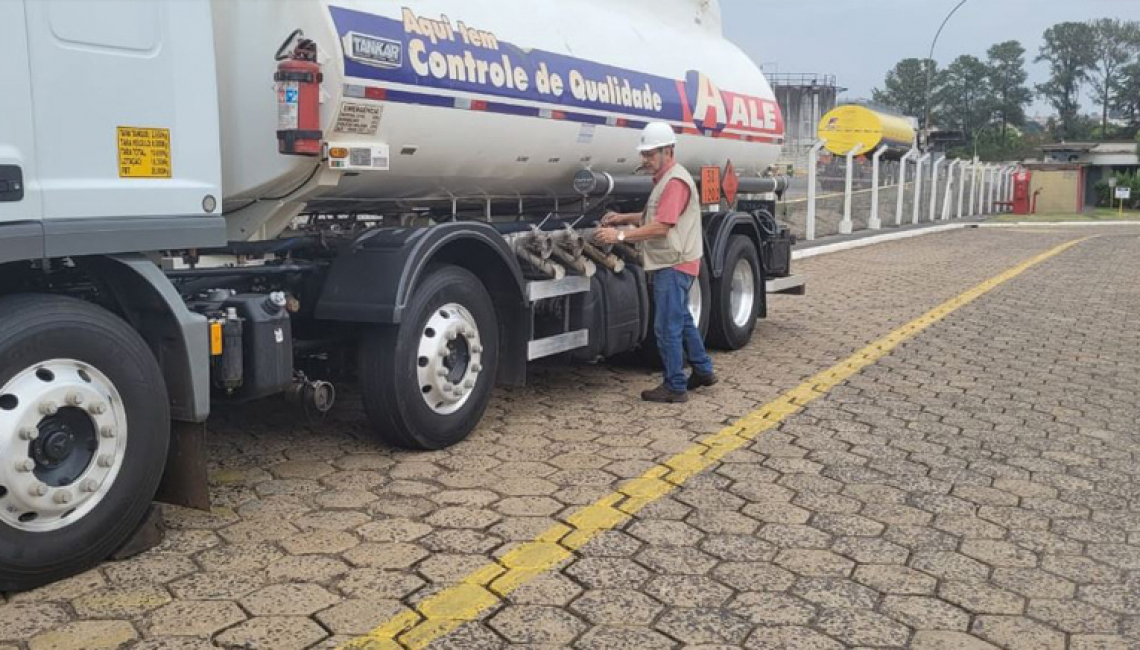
[638,122,677,153]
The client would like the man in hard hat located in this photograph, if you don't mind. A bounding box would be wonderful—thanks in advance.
[595,122,717,403]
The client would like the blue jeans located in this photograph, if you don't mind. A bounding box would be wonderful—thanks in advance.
[653,268,714,392]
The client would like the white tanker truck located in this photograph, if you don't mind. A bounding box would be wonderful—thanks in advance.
[0,0,801,590]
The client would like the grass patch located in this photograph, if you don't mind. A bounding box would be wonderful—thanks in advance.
[992,209,1140,223]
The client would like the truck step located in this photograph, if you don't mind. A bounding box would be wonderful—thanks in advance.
[527,276,591,302]
[528,329,590,360]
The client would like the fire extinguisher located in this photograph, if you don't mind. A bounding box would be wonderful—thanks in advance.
[275,30,322,156]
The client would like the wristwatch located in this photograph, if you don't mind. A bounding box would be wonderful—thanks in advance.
[617,231,626,242]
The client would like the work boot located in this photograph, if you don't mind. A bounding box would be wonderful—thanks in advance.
[687,371,719,390]
[641,384,688,403]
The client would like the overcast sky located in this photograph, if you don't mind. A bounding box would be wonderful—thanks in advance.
[722,0,1140,116]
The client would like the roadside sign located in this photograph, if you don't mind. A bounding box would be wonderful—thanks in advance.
[1115,187,1131,200]
[1108,177,1118,188]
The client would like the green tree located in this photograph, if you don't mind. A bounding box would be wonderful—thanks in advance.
[1036,22,1097,139]
[871,58,938,126]
[937,55,994,146]
[1087,19,1140,137]
[986,41,1033,139]
[1111,62,1140,130]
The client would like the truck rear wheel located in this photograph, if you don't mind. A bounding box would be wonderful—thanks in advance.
[636,261,711,366]
[0,295,170,592]
[358,265,499,450]
[708,236,761,350]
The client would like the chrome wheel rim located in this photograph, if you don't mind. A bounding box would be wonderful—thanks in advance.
[730,258,756,329]
[0,360,128,532]
[415,303,484,415]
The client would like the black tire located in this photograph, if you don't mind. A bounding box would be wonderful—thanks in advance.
[0,294,170,592]
[358,265,499,450]
[637,260,712,366]
[708,236,762,350]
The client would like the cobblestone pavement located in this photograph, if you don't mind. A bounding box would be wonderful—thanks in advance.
[3,225,1139,649]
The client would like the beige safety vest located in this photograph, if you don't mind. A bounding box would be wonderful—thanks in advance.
[641,162,703,272]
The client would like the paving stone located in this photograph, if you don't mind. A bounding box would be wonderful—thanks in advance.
[9,569,105,603]
[574,626,677,650]
[815,607,911,646]
[635,546,719,575]
[213,616,328,650]
[971,615,1066,650]
[506,571,582,606]
[712,561,797,592]
[294,510,373,532]
[1026,599,1120,634]
[939,581,1025,615]
[880,595,970,631]
[774,549,855,577]
[832,536,910,564]
[103,554,198,585]
[992,568,1076,599]
[27,620,137,650]
[342,542,429,569]
[792,577,881,610]
[122,637,215,650]
[264,555,351,582]
[336,569,425,600]
[418,553,499,584]
[240,582,340,616]
[626,520,704,547]
[564,557,651,589]
[488,605,586,644]
[961,539,1039,568]
[1069,635,1131,650]
[72,583,172,618]
[910,551,991,582]
[314,598,410,635]
[644,575,734,608]
[570,589,663,625]
[145,600,246,636]
[195,543,283,573]
[700,534,777,562]
[0,602,71,640]
[744,625,845,650]
[219,518,300,543]
[726,591,816,626]
[811,513,885,536]
[854,564,937,594]
[168,571,265,600]
[355,518,433,543]
[909,631,1000,650]
[653,607,753,645]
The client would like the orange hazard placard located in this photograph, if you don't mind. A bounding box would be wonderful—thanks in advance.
[701,166,722,205]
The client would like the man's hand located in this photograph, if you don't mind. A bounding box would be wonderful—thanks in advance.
[600,211,622,227]
[594,227,623,245]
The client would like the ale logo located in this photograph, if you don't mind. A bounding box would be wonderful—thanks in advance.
[686,71,728,133]
[345,32,403,69]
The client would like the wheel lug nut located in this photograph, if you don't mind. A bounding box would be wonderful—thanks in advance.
[80,479,100,493]
[472,346,483,355]
[438,349,448,358]
[471,363,482,373]
[447,330,458,341]
[15,459,35,472]
[436,368,448,378]
[97,454,114,468]
[39,401,59,416]
[89,402,107,415]
[441,384,453,394]
[29,483,48,497]
[66,392,84,407]
[53,491,73,505]
[19,428,39,441]
[464,379,475,389]
[100,426,115,439]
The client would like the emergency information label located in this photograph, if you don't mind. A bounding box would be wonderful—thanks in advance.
[334,101,384,135]
[117,127,171,179]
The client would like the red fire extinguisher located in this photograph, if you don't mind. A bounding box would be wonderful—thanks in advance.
[275,30,322,156]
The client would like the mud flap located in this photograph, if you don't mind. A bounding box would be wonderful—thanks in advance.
[155,421,211,511]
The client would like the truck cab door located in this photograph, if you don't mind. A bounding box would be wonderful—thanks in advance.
[0,0,45,261]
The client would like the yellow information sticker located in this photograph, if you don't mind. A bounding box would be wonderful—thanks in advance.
[117,126,172,178]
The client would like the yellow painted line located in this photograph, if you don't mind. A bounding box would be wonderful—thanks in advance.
[340,237,1089,650]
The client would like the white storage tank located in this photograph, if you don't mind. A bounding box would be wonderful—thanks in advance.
[212,0,785,222]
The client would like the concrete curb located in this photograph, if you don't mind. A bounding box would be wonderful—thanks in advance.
[791,220,1140,261]
[792,224,972,260]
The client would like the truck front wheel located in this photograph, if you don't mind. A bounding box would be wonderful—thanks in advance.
[358,265,499,450]
[0,295,170,592]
